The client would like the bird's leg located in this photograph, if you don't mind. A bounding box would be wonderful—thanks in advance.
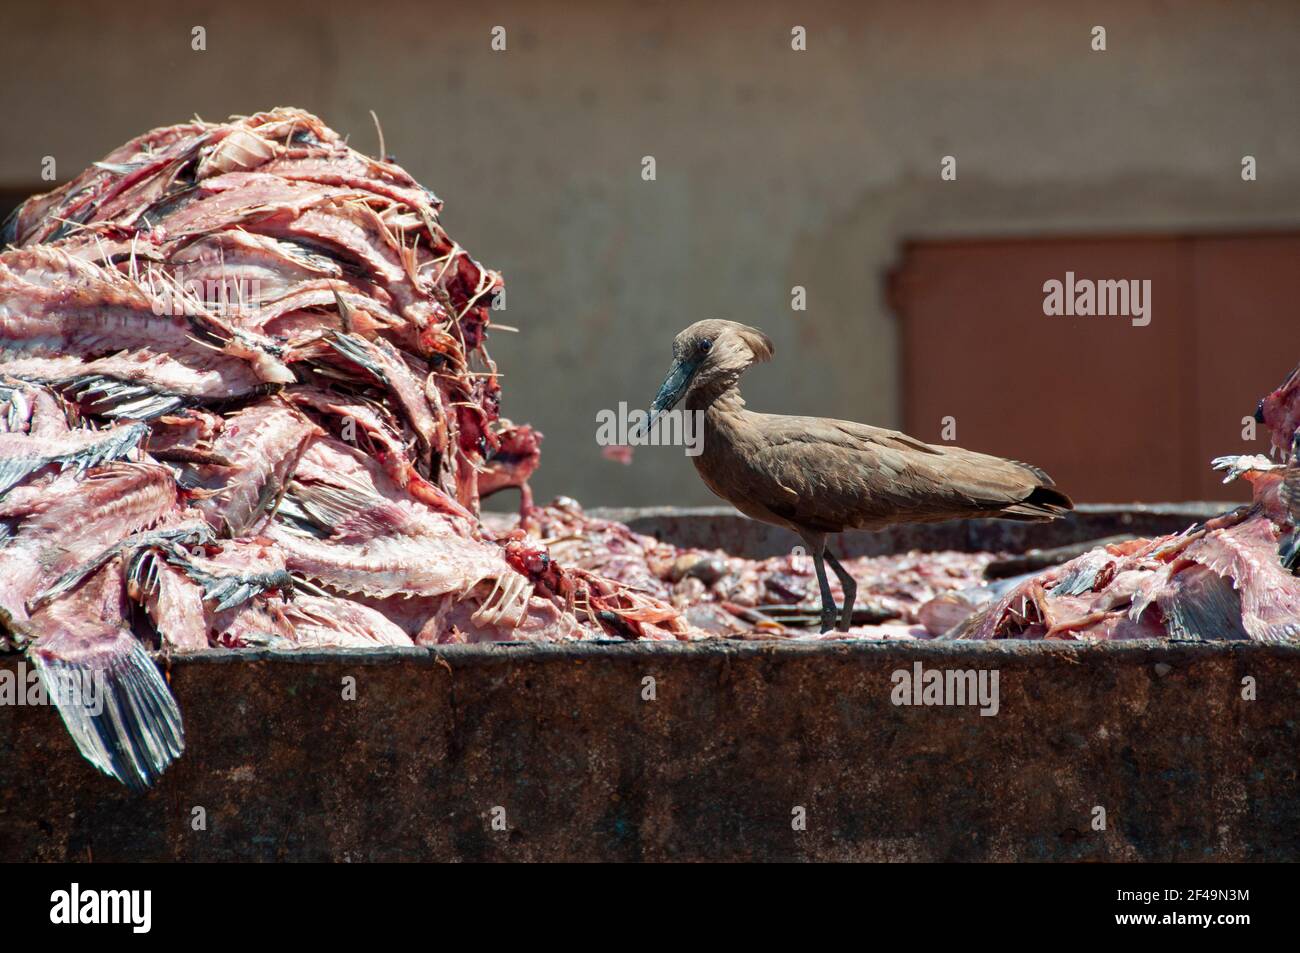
[824,547,857,633]
[800,532,838,633]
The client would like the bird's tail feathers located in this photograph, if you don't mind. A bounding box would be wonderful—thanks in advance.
[998,484,1074,521]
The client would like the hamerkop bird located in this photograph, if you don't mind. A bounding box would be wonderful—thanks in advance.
[649,320,1074,632]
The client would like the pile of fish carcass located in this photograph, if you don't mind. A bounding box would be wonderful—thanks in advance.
[919,365,1300,642]
[517,499,994,639]
[0,109,694,789]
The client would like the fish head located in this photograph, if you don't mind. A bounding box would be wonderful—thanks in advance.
[1257,361,1300,457]
[650,320,773,426]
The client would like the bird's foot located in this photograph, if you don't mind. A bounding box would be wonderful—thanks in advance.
[836,602,854,633]
[819,605,838,634]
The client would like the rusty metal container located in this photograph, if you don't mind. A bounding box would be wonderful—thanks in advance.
[3,504,1297,862]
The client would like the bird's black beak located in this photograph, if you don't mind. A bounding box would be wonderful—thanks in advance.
[648,357,698,431]
[1255,399,1266,425]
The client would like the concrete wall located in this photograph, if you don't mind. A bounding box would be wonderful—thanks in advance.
[2,1,1299,507]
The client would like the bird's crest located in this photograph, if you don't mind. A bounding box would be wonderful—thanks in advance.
[673,319,773,365]
[735,325,774,364]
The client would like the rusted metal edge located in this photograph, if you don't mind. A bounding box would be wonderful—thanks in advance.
[589,502,1230,522]
[5,636,1296,862]
[161,638,1300,666]
[589,502,1232,557]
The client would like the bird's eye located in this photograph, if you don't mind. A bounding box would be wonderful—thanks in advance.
[700,339,713,352]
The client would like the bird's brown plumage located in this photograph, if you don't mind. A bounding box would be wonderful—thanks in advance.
[650,319,1073,630]
[695,409,1074,532]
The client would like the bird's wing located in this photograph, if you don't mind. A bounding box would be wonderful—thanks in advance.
[744,415,1067,531]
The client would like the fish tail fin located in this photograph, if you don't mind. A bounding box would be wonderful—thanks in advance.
[32,635,184,791]
[1158,566,1250,642]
